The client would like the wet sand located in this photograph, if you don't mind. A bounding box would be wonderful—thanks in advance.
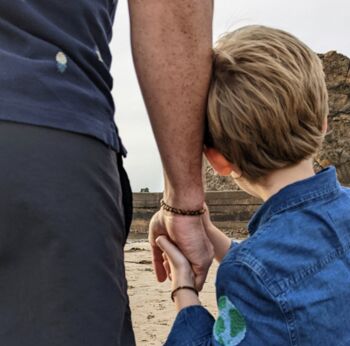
[125,241,219,345]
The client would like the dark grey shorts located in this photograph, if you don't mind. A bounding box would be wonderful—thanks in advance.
[0,121,135,346]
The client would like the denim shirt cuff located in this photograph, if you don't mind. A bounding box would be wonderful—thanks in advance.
[165,305,215,345]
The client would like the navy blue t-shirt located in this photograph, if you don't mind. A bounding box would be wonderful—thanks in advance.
[0,0,125,154]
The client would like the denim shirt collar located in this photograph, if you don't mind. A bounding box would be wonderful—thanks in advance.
[248,166,340,235]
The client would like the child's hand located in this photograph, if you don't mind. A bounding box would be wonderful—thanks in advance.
[156,236,195,290]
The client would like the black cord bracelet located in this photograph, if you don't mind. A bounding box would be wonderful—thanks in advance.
[171,286,199,302]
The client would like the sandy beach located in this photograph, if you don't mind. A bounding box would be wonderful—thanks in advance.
[125,240,219,345]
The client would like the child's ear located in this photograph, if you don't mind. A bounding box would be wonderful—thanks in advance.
[204,147,234,176]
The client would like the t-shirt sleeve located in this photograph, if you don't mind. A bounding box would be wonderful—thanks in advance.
[213,262,291,345]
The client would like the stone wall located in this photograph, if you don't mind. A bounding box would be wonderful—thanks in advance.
[131,192,261,239]
[205,51,350,190]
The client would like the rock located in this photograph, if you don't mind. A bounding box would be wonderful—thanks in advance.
[318,52,350,184]
[125,247,146,253]
[147,313,155,320]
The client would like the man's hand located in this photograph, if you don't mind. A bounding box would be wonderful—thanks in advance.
[149,209,214,291]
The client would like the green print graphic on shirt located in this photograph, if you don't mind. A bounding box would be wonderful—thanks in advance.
[213,296,246,345]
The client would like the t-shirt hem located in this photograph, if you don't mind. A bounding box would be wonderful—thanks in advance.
[0,99,126,155]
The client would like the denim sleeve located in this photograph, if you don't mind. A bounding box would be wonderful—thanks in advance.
[165,254,291,345]
[214,261,291,345]
[164,305,215,346]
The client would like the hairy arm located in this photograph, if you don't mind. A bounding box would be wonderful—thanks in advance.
[128,0,213,207]
[128,0,214,289]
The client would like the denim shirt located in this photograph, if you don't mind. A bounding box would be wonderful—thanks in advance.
[165,167,350,345]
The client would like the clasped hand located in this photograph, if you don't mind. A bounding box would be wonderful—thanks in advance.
[148,208,214,291]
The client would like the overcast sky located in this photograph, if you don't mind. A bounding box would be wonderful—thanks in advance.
[110,0,349,192]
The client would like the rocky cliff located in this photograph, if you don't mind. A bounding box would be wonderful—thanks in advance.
[205,51,350,190]
[318,51,350,183]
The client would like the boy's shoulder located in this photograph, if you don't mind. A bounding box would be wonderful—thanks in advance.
[222,184,350,296]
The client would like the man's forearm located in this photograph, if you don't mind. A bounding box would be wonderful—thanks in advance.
[128,0,213,208]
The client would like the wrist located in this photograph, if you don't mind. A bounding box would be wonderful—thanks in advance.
[171,275,195,292]
[172,274,195,291]
[164,182,204,210]
[173,287,201,312]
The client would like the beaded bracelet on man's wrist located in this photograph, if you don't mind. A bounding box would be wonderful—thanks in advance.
[160,199,206,216]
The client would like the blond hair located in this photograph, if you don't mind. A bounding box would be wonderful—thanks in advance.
[207,25,329,181]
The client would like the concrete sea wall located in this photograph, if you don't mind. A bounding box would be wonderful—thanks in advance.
[131,191,262,239]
